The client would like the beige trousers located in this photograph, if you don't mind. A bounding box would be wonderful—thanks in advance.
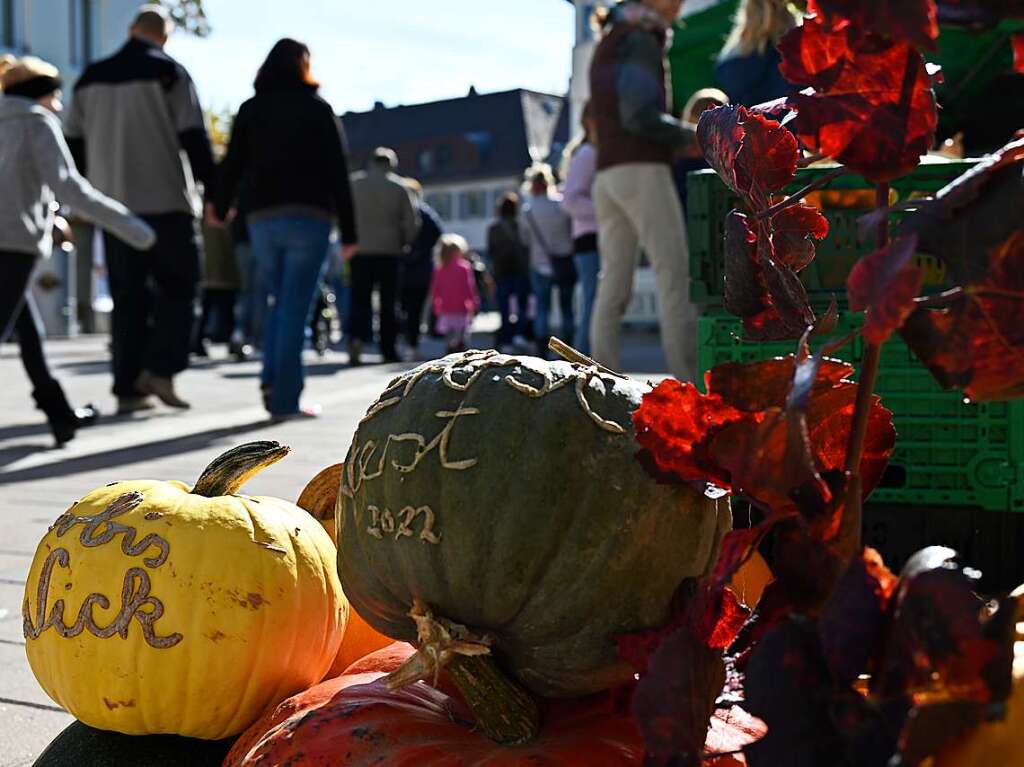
[591,163,697,381]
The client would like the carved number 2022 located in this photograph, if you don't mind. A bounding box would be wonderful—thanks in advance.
[366,505,441,544]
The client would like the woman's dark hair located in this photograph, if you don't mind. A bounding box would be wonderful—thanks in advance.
[254,38,319,94]
[497,192,519,219]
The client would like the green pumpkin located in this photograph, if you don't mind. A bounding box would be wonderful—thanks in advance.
[336,351,730,700]
[34,721,234,766]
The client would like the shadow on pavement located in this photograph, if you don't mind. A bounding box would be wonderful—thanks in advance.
[0,419,271,484]
[0,444,49,469]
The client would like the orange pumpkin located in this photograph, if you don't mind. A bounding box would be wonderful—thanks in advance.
[227,642,763,766]
[297,463,394,679]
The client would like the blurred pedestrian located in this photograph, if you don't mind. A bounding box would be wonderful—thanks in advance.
[191,214,240,357]
[0,55,155,445]
[400,178,443,361]
[348,147,419,364]
[214,38,358,420]
[673,88,728,215]
[227,190,263,361]
[589,0,697,380]
[522,164,575,358]
[65,4,214,413]
[560,100,600,356]
[487,192,532,352]
[430,234,479,354]
[716,0,800,107]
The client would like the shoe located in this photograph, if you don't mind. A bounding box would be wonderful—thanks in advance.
[117,396,155,415]
[73,404,100,427]
[269,403,322,423]
[381,350,401,363]
[190,339,210,358]
[136,371,190,409]
[229,340,253,361]
[348,338,363,366]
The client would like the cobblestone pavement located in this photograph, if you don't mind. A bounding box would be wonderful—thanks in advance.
[0,321,668,764]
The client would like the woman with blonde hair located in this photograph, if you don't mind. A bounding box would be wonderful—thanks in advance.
[716,0,801,106]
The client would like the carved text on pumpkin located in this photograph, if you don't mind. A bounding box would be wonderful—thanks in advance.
[366,505,441,544]
[23,493,183,649]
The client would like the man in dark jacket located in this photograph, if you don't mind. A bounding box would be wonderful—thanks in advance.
[399,178,443,359]
[588,0,698,382]
[65,4,214,413]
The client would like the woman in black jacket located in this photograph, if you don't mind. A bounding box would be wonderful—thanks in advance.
[212,39,358,420]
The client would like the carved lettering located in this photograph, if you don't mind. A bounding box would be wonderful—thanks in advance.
[365,504,442,545]
[24,493,182,649]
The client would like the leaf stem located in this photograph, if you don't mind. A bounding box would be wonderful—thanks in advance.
[755,166,850,220]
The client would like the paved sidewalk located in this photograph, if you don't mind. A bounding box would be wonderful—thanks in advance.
[0,321,669,764]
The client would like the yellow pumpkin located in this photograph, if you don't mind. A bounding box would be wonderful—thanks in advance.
[933,586,1024,766]
[22,442,348,739]
[297,463,393,678]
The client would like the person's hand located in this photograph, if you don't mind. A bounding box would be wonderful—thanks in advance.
[52,216,74,252]
[204,202,226,229]
[342,243,358,261]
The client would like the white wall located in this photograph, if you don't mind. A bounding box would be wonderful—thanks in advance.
[423,175,521,254]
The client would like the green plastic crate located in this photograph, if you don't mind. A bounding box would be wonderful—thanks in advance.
[686,159,978,307]
[696,311,1024,512]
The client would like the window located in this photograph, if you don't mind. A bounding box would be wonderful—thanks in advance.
[425,192,453,222]
[70,0,94,66]
[458,189,487,221]
[1,0,16,49]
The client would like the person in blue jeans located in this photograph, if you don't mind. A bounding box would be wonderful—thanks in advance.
[521,165,575,358]
[560,101,600,356]
[486,192,532,351]
[211,38,357,419]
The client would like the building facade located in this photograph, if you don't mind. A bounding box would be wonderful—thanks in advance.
[342,88,568,256]
[0,0,138,83]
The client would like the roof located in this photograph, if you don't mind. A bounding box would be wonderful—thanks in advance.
[341,88,568,183]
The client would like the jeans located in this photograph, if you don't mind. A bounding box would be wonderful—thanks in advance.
[233,243,267,346]
[348,254,401,358]
[494,273,532,346]
[573,250,600,356]
[531,268,575,355]
[249,216,330,415]
[104,212,201,397]
[400,263,433,349]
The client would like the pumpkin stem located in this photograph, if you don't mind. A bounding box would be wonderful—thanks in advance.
[296,463,344,523]
[192,442,290,497]
[548,337,627,379]
[384,601,541,745]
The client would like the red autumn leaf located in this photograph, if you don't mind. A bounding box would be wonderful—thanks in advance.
[734,111,799,206]
[810,0,939,49]
[897,138,1024,401]
[1014,31,1024,74]
[847,235,925,345]
[779,17,939,182]
[698,104,746,196]
[772,203,831,271]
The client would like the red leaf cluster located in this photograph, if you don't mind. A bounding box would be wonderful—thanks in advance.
[811,0,938,49]
[698,106,829,340]
[847,235,924,345]
[779,13,939,182]
[897,136,1024,401]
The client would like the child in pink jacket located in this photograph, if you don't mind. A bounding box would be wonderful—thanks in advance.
[430,234,480,353]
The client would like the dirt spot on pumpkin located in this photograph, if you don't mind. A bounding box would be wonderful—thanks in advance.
[145,512,163,520]
[102,697,135,710]
[205,630,226,642]
[245,592,267,609]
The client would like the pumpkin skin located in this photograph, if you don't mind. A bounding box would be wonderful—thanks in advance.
[225,672,644,766]
[33,721,234,767]
[337,351,731,698]
[23,445,348,739]
[297,463,395,679]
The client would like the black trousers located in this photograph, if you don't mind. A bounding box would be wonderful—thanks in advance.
[104,213,200,397]
[400,265,432,349]
[348,254,400,358]
[0,251,75,424]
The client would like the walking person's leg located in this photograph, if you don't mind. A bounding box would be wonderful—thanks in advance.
[140,213,201,407]
[103,232,153,411]
[590,168,641,372]
[628,165,698,382]
[573,250,600,356]
[248,219,283,407]
[266,218,330,417]
[404,274,430,353]
[514,272,532,344]
[495,277,513,347]
[530,270,553,358]
[346,255,374,363]
[0,251,36,342]
[378,256,400,361]
[555,261,577,348]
